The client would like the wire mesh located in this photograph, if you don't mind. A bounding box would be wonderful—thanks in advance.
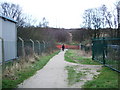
[17,38,56,58]
[92,38,120,72]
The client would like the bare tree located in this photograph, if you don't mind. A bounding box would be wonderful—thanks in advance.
[83,9,93,29]
[100,5,107,28]
[41,17,49,28]
[0,2,27,27]
[83,8,102,38]
[82,4,120,38]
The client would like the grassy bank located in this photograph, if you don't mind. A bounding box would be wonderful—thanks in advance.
[2,50,59,88]
[82,67,119,88]
[65,49,119,88]
[65,49,100,65]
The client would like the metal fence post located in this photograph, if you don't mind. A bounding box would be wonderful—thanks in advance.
[0,37,5,71]
[30,39,35,53]
[92,39,94,60]
[18,37,25,57]
[43,41,45,52]
[36,40,40,55]
[103,38,105,65]
[79,43,81,49]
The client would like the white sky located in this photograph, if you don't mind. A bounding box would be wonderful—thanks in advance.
[0,0,119,28]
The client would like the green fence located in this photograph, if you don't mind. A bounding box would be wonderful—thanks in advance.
[80,44,91,52]
[92,37,120,72]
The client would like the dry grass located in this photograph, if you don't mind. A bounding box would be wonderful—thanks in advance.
[3,53,40,80]
[2,49,57,81]
[75,50,92,57]
[2,50,59,88]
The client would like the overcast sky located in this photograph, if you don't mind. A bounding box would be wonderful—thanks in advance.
[0,0,119,28]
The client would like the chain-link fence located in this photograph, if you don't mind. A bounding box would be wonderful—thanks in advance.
[92,37,120,72]
[17,37,56,58]
[0,37,57,63]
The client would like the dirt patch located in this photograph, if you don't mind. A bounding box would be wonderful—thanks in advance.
[17,49,102,88]
[65,63,102,88]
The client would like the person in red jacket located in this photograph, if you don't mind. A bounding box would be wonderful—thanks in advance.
[62,44,65,51]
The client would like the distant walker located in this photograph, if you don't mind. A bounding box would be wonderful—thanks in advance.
[62,44,65,51]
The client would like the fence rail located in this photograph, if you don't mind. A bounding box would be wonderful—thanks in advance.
[92,37,120,72]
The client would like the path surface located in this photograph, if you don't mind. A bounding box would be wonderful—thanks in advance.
[18,50,102,88]
[18,50,68,88]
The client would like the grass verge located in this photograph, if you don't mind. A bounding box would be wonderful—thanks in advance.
[65,49,100,65]
[65,66,85,85]
[65,50,76,63]
[2,50,59,88]
[65,49,119,88]
[82,66,119,88]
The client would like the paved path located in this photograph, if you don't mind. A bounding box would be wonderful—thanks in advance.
[18,50,69,88]
[18,50,102,88]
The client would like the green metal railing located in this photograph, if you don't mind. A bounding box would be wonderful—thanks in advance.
[92,37,120,73]
[80,44,91,52]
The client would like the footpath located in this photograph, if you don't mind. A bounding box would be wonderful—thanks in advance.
[18,50,101,88]
[18,50,69,88]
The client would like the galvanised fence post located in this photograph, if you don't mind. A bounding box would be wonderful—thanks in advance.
[30,39,35,54]
[79,43,81,50]
[36,40,40,55]
[43,41,45,53]
[18,37,25,57]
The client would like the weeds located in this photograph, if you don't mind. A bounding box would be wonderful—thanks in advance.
[65,49,100,65]
[82,67,119,88]
[65,49,118,88]
[65,50,76,63]
[65,66,85,85]
[2,50,59,88]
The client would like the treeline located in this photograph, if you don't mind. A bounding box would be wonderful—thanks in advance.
[18,27,70,43]
[0,2,70,43]
[0,2,49,28]
[81,4,120,38]
[1,2,120,45]
[69,28,118,45]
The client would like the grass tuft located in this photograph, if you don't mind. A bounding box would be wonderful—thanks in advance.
[65,66,85,85]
